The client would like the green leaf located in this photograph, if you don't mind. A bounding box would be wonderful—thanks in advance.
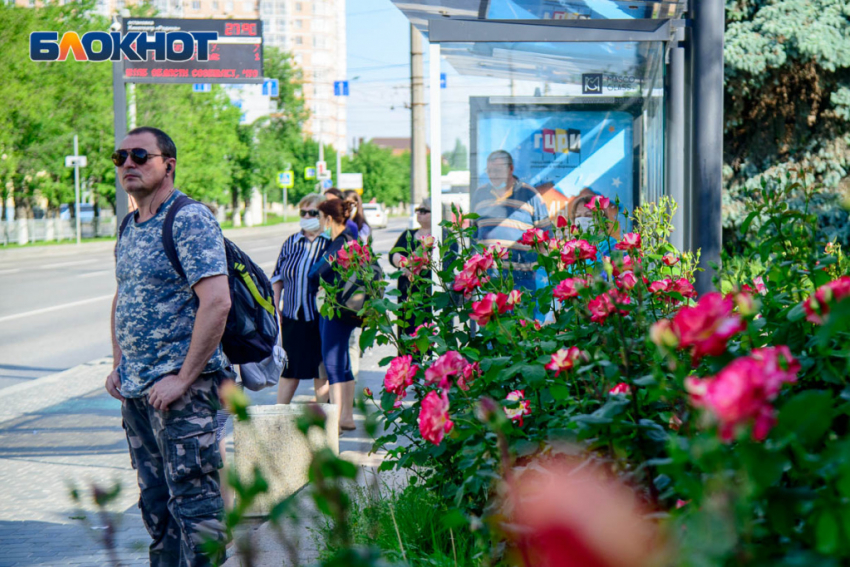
[359,326,378,350]
[786,302,807,322]
[740,444,786,491]
[776,390,834,446]
[550,384,571,401]
[816,510,840,555]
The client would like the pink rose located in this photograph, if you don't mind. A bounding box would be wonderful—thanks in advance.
[495,290,522,313]
[457,361,480,392]
[803,275,850,324]
[609,382,631,395]
[519,228,550,247]
[504,390,532,426]
[556,215,569,228]
[686,346,799,441]
[470,293,499,326]
[519,319,542,331]
[384,355,418,396]
[560,239,598,265]
[553,278,584,300]
[452,269,487,298]
[617,271,638,290]
[672,278,696,299]
[753,275,767,295]
[588,292,616,324]
[648,279,672,294]
[662,254,679,266]
[488,244,509,260]
[464,252,495,274]
[586,195,611,211]
[614,232,641,251]
[418,390,453,445]
[424,350,468,390]
[672,292,746,362]
[545,347,585,377]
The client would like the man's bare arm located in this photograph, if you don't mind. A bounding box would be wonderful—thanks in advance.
[105,292,124,401]
[148,274,230,410]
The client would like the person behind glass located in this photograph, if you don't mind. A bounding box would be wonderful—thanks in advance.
[566,187,621,260]
[271,194,331,405]
[343,190,371,242]
[390,197,432,336]
[323,187,359,240]
[470,150,551,293]
[308,198,358,431]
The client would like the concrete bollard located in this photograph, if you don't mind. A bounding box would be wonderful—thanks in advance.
[233,403,340,517]
[44,218,54,241]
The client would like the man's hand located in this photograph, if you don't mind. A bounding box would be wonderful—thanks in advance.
[105,369,124,402]
[148,374,191,411]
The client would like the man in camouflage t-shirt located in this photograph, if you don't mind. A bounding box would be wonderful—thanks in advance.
[105,127,232,566]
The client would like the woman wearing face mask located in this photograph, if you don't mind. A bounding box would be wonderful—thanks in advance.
[308,198,359,431]
[271,194,332,405]
[566,187,622,261]
[343,190,371,242]
[390,197,433,337]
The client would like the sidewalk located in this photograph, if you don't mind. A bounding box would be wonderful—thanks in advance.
[0,343,394,567]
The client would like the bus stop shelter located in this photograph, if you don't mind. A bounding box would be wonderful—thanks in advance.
[390,0,723,293]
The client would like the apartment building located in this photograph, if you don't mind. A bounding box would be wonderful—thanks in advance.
[259,0,347,152]
[15,0,347,152]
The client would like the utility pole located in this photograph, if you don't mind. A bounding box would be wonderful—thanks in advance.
[112,17,128,222]
[692,0,724,294]
[73,135,81,245]
[410,24,428,222]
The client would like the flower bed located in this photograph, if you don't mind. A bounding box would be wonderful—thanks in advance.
[318,173,850,566]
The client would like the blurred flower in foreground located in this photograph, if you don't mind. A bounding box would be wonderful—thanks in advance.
[803,275,850,325]
[506,458,666,567]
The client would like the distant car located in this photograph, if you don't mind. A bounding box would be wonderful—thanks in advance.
[59,203,95,221]
[363,203,388,229]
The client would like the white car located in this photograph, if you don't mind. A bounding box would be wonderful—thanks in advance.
[363,203,388,229]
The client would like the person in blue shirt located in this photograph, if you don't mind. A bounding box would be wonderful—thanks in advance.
[471,150,552,295]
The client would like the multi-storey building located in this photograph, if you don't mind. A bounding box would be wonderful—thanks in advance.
[15,0,347,152]
[259,0,347,152]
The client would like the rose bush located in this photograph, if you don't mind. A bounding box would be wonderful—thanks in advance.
[319,171,850,565]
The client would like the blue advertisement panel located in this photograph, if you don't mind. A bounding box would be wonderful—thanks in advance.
[486,0,681,20]
[470,99,639,229]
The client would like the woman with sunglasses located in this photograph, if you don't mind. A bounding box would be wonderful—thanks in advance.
[343,190,371,242]
[270,194,332,405]
[308,198,359,431]
[390,197,433,336]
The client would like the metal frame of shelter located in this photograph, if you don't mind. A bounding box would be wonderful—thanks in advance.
[399,0,723,293]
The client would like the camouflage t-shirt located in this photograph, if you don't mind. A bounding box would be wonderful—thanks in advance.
[115,190,229,398]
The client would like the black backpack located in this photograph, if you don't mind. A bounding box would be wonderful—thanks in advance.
[119,195,279,364]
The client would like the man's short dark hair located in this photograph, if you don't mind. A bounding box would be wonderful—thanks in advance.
[127,126,177,181]
[487,150,513,168]
[324,187,344,199]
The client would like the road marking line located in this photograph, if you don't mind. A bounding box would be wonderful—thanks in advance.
[78,270,113,279]
[0,294,113,323]
[247,244,279,252]
[0,268,21,276]
[40,259,98,269]
[259,260,276,270]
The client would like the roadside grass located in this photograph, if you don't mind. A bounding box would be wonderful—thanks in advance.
[314,478,478,566]
[0,236,116,249]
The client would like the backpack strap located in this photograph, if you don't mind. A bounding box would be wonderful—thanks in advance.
[161,194,195,281]
[118,212,134,240]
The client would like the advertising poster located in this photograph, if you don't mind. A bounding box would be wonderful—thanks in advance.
[471,105,636,229]
[485,0,679,20]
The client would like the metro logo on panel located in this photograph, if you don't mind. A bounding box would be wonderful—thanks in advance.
[29,31,218,62]
[534,128,581,155]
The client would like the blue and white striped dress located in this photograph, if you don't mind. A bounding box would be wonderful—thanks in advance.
[271,231,331,322]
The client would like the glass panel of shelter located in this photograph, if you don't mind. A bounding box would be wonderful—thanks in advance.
[439,40,665,267]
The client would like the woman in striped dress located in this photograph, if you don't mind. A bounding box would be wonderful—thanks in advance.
[271,194,332,404]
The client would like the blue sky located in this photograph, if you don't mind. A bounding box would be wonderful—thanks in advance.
[346,0,429,143]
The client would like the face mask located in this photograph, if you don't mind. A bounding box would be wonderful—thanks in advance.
[300,218,320,232]
[349,207,357,219]
[492,182,507,191]
[323,227,332,237]
[575,217,593,231]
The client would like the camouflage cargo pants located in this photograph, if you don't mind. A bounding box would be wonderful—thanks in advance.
[121,370,231,567]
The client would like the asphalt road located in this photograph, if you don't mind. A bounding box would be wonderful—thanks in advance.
[0,217,408,391]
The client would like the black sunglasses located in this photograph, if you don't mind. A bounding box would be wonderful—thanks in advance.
[300,209,320,218]
[112,148,166,167]
[416,208,431,214]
